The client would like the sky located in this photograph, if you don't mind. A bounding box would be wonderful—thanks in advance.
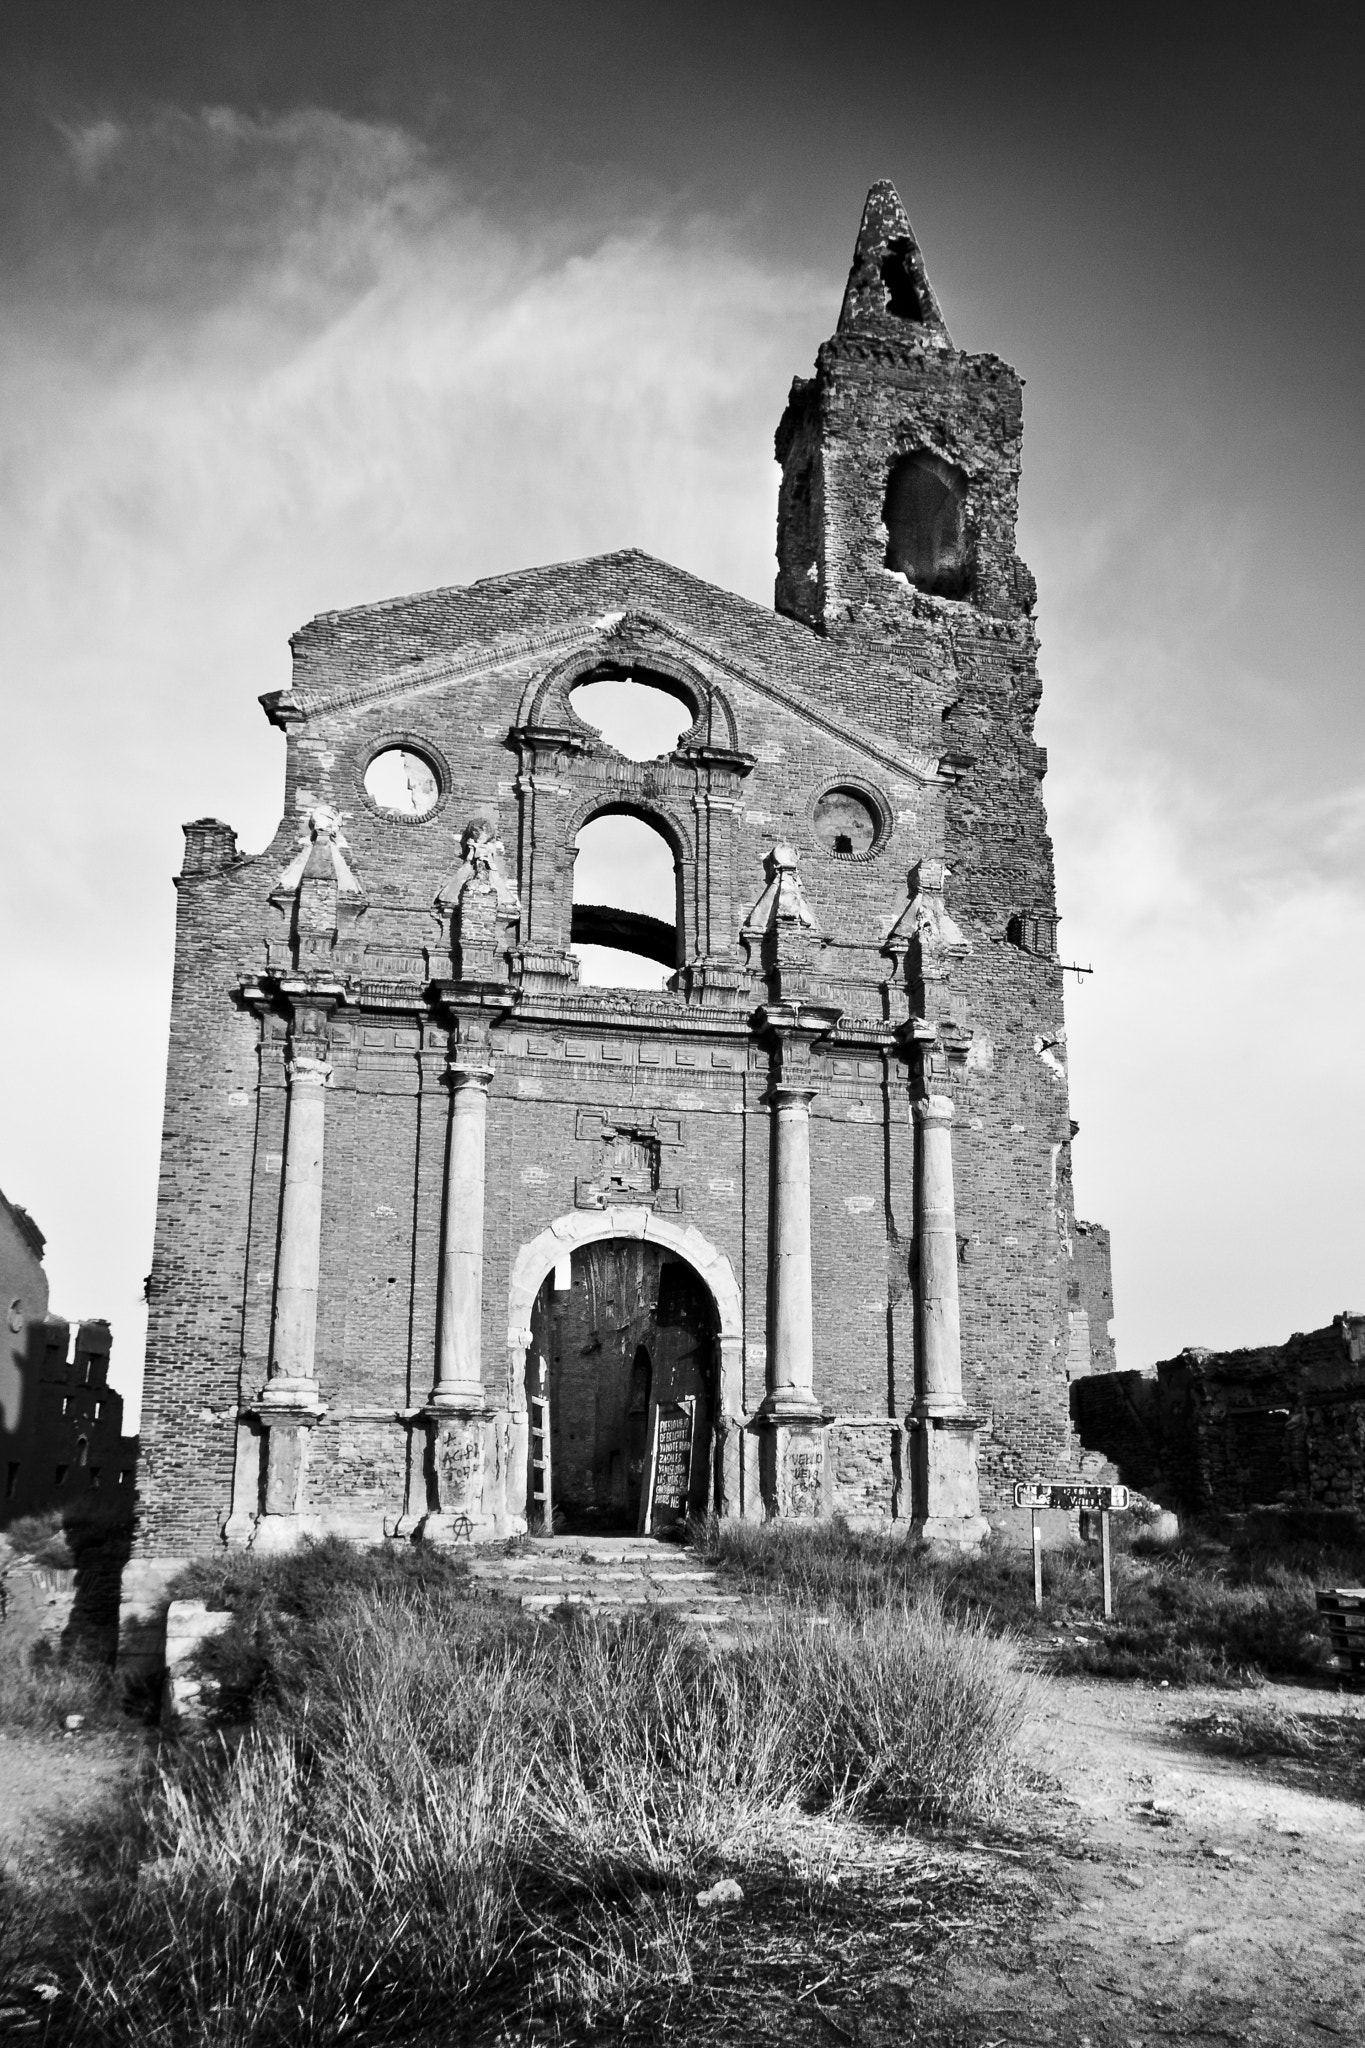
[2,2,1363,1427]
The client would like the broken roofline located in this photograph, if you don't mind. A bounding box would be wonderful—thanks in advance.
[261,571,957,793]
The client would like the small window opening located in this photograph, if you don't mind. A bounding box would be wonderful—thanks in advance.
[76,1436,89,1468]
[5,1463,18,1500]
[571,811,680,990]
[879,238,926,321]
[61,1396,70,1416]
[884,451,973,599]
[117,1468,128,1486]
[55,1464,68,1487]
[1007,912,1059,959]
[89,1466,102,1488]
[814,786,882,859]
[569,674,696,761]
[364,746,441,817]
[94,1399,102,1421]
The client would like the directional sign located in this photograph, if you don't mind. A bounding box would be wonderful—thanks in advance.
[1014,1482,1130,1513]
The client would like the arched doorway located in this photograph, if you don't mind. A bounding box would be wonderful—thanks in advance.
[525,1239,715,1532]
[506,1210,745,1534]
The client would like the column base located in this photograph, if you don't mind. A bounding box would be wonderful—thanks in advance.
[249,1513,319,1554]
[221,1508,257,1548]
[421,1410,492,1533]
[256,1375,326,1422]
[425,1388,490,1416]
[756,1390,827,1422]
[908,1410,988,1550]
[757,1414,829,1518]
[415,1510,500,1546]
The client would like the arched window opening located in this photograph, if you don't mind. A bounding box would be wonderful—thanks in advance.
[76,1436,89,1467]
[880,238,926,321]
[570,673,696,761]
[572,811,679,990]
[883,451,973,599]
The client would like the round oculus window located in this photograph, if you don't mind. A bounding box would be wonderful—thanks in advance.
[813,786,882,859]
[364,747,441,818]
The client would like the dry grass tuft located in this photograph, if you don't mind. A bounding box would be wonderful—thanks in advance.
[57,1545,1033,2046]
[700,1511,1365,1686]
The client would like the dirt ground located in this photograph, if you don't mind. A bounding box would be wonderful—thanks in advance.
[0,1673,1361,2045]
[918,1675,1365,2048]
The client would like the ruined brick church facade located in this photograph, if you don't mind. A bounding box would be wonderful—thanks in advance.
[135,185,1108,1557]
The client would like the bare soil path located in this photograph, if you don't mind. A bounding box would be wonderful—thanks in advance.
[914,1674,1365,2047]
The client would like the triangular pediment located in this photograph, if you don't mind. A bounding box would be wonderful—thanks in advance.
[269,551,949,787]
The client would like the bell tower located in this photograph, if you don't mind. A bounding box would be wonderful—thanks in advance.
[775,181,1037,635]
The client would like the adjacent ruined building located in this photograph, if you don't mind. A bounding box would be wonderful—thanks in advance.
[1,1187,136,1524]
[135,184,1111,1559]
[1073,1315,1365,1519]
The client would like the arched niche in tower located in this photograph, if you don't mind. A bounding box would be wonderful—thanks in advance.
[883,450,974,600]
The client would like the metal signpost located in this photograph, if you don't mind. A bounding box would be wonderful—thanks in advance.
[1013,1482,1130,1617]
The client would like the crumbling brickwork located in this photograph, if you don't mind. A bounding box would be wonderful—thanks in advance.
[1073,1313,1365,1517]
[135,185,1105,1558]
[1,1190,136,1524]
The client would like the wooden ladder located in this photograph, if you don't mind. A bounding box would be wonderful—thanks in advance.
[528,1393,553,1533]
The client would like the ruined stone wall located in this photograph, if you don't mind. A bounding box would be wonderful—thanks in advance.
[1,1194,135,1526]
[1074,1221,1116,1374]
[135,184,1104,1555]
[1073,1314,1365,1517]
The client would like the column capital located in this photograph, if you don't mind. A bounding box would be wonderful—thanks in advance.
[287,1052,333,1086]
[446,1060,495,1095]
[913,1093,955,1127]
[769,1081,818,1111]
[754,1000,843,1044]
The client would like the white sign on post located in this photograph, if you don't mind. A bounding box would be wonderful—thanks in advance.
[1013,1480,1131,1617]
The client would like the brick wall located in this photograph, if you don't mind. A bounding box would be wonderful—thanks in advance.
[135,185,1102,1553]
[1073,1313,1365,1516]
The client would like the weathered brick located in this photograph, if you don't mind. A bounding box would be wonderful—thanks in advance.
[135,184,1106,1554]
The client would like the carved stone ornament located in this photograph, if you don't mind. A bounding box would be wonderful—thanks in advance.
[276,806,365,898]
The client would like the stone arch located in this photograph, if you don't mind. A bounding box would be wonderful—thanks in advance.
[565,790,695,870]
[517,631,742,756]
[567,793,695,972]
[505,1207,745,1521]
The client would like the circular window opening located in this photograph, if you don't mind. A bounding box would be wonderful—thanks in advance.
[364,747,441,818]
[814,786,883,859]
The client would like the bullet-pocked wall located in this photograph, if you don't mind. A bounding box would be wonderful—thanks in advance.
[135,184,1109,1559]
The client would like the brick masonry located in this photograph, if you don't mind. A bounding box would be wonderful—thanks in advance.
[135,183,1108,1555]
[1,1188,137,1525]
[1073,1314,1365,1517]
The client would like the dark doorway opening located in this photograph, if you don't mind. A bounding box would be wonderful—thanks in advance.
[525,1239,716,1533]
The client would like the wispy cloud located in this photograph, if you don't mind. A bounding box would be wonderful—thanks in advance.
[2,100,1360,1421]
[0,106,823,1420]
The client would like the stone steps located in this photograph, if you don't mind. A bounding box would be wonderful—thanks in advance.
[466,1537,751,1633]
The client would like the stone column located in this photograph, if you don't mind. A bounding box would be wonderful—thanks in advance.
[915,1095,964,1413]
[432,1058,494,1409]
[910,1093,987,1547]
[769,1081,820,1416]
[421,1045,496,1540]
[254,1047,330,1547]
[759,1055,826,1518]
